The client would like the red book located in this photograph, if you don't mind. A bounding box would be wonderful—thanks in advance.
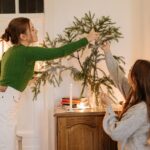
[61,97,80,104]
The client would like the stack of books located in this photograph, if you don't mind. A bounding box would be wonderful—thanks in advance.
[61,97,80,108]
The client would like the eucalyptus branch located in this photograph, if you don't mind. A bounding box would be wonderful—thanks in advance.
[32,12,125,105]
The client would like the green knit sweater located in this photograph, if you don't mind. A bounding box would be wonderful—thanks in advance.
[0,38,88,92]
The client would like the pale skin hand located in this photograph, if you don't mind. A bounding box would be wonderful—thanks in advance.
[86,29,99,43]
[100,92,112,107]
[100,41,111,53]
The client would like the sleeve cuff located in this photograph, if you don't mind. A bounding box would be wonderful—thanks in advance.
[106,105,116,117]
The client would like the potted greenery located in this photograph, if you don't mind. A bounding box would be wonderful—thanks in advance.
[32,12,125,107]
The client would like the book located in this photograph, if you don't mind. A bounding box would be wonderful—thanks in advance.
[61,97,80,105]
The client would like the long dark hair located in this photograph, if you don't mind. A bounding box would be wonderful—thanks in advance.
[120,59,150,141]
[120,59,150,116]
[1,17,30,44]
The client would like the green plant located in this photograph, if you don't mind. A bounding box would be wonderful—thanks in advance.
[32,12,125,105]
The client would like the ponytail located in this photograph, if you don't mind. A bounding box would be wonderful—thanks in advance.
[1,29,10,42]
[1,17,30,44]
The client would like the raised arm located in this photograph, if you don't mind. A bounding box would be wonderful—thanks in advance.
[24,38,88,61]
[24,29,99,61]
[101,42,131,99]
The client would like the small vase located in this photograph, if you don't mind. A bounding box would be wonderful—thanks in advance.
[88,91,97,108]
[87,85,104,109]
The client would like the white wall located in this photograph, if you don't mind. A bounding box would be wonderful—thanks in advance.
[140,0,150,60]
[0,0,149,150]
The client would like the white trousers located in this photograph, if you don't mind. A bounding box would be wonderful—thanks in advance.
[0,86,21,150]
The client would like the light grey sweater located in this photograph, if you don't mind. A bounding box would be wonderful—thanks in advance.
[103,51,150,150]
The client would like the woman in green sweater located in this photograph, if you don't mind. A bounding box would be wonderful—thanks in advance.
[0,17,99,150]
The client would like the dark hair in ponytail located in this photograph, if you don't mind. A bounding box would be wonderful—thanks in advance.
[1,17,30,44]
[1,29,10,42]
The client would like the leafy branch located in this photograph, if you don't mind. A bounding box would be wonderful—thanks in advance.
[32,12,125,105]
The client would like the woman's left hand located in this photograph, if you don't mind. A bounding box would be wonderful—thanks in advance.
[100,92,112,107]
[86,29,99,43]
[100,41,111,53]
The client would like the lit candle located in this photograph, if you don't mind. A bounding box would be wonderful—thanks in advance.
[77,102,85,109]
[69,83,73,111]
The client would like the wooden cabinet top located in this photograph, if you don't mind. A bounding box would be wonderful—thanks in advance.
[54,107,106,117]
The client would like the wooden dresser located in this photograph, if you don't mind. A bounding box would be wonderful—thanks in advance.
[54,108,117,150]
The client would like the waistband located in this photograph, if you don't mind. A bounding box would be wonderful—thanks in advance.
[0,86,21,100]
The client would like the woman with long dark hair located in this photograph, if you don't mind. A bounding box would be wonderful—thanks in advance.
[101,41,150,150]
[0,17,99,150]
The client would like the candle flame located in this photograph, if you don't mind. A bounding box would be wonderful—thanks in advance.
[77,102,86,109]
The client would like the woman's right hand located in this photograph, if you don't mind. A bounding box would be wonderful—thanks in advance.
[86,29,99,43]
[100,92,112,107]
[100,41,111,52]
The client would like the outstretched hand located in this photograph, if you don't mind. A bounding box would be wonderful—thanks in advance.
[86,29,99,43]
[100,41,111,52]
